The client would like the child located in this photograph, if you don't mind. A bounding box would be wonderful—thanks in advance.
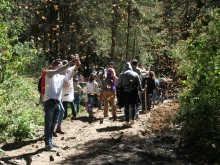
[74,78,83,113]
[86,73,99,118]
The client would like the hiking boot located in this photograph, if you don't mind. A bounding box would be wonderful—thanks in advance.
[123,122,129,127]
[113,116,117,122]
[53,132,58,137]
[130,120,135,125]
[55,126,65,134]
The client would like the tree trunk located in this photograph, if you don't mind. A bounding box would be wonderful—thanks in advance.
[132,28,136,59]
[110,0,118,61]
[126,1,131,60]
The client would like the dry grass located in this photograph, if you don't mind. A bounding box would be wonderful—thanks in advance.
[146,101,180,136]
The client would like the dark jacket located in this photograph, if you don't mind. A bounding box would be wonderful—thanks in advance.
[141,77,155,94]
[117,62,141,107]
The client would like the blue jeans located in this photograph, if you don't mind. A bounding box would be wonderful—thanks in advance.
[124,104,136,122]
[152,88,159,106]
[57,103,65,126]
[44,99,61,147]
[88,95,96,116]
[74,93,81,113]
[62,101,76,118]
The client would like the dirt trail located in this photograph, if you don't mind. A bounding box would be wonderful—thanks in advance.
[0,101,190,165]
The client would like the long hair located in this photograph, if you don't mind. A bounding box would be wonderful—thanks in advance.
[88,73,97,83]
[148,71,155,80]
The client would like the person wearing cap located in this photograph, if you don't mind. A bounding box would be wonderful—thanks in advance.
[61,60,77,121]
[53,60,77,136]
[43,56,80,151]
[108,61,115,68]
[116,62,142,126]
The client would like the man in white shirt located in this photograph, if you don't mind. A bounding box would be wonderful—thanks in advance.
[44,57,80,151]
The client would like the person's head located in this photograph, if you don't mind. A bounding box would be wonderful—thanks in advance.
[131,59,138,67]
[51,59,62,69]
[123,62,132,71]
[107,68,114,79]
[148,71,155,79]
[108,61,115,69]
[88,73,97,82]
[138,63,145,70]
[98,67,105,75]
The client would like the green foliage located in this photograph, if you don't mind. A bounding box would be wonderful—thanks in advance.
[0,0,45,142]
[0,75,44,142]
[174,10,220,159]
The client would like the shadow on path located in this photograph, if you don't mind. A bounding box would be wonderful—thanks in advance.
[60,134,181,165]
[0,148,45,165]
[1,136,44,151]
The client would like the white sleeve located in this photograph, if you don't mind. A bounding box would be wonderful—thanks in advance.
[64,66,78,82]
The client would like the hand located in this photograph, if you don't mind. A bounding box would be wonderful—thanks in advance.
[69,55,81,68]
[69,55,77,64]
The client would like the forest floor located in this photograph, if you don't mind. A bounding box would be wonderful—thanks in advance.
[0,100,197,165]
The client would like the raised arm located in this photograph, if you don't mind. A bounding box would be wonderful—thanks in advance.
[47,57,78,78]
[64,59,81,82]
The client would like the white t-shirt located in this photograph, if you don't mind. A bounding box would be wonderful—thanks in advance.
[62,67,74,102]
[44,74,66,101]
[86,81,99,95]
[44,65,77,102]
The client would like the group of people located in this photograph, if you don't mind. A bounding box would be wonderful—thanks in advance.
[40,55,167,151]
[85,59,168,126]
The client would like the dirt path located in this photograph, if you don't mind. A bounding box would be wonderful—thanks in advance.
[0,101,190,165]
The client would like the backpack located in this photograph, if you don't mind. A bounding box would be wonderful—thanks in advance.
[159,78,168,89]
[38,70,47,94]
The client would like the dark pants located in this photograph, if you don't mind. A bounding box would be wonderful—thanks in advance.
[62,101,76,119]
[142,93,152,111]
[124,104,136,122]
[44,99,61,147]
[74,93,81,113]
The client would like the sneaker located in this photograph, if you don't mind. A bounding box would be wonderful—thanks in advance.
[53,144,60,148]
[130,120,135,125]
[45,145,57,152]
[123,122,129,127]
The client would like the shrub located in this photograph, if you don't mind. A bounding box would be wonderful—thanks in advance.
[174,10,220,160]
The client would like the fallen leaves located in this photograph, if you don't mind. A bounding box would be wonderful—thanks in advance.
[145,102,180,136]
